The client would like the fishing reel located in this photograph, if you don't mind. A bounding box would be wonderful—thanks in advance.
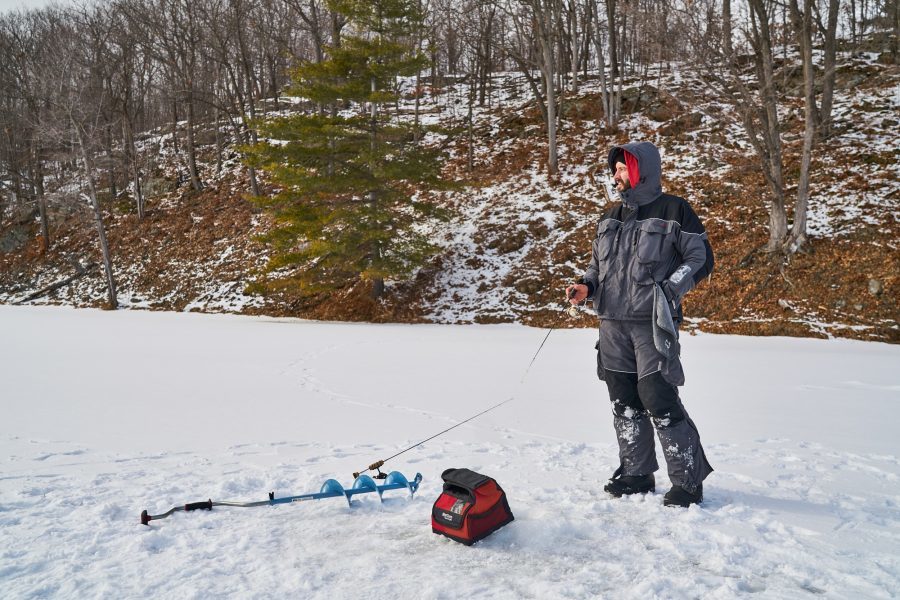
[353,459,388,480]
[565,285,583,317]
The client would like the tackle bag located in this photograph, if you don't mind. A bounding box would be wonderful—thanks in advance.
[431,468,514,545]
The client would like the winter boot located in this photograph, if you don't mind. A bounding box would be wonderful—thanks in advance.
[663,484,703,507]
[604,469,655,498]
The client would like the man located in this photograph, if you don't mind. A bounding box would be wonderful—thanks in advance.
[566,141,714,507]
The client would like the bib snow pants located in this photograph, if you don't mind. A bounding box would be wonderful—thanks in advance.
[597,319,713,493]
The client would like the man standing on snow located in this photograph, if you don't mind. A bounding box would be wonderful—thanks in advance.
[566,141,714,507]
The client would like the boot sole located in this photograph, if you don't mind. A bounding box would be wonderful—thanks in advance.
[604,486,656,498]
[663,495,703,507]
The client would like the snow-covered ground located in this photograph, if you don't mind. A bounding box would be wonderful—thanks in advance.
[2,306,898,598]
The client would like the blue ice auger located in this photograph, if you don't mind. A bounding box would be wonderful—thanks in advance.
[140,471,422,525]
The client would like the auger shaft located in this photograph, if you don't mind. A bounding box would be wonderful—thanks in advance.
[140,471,422,525]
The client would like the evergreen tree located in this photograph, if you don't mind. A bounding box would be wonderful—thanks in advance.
[245,0,446,300]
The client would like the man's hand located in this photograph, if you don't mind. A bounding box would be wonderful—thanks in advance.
[660,280,679,311]
[565,284,588,304]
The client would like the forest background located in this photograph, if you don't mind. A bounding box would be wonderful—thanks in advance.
[0,0,897,341]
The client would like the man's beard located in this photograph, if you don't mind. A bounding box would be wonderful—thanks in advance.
[615,179,631,191]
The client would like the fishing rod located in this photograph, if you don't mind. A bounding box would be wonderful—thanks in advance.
[352,289,584,480]
[140,290,586,525]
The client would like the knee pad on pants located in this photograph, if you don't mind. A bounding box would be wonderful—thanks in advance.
[604,370,643,417]
[637,371,685,424]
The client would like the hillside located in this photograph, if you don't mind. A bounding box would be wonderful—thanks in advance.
[0,51,897,341]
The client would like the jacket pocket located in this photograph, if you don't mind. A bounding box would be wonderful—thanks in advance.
[594,219,620,264]
[592,220,619,312]
[632,219,674,284]
[630,220,673,313]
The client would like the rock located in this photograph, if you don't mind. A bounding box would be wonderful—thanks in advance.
[834,298,846,309]
[513,277,543,295]
[488,229,527,254]
[778,299,791,310]
[620,85,658,113]
[648,105,674,122]
[854,304,864,311]
[659,112,703,137]
[142,176,172,199]
[868,279,883,296]
[0,226,30,253]
[11,205,38,225]
[877,51,896,65]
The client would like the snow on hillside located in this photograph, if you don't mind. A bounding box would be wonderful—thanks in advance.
[2,54,897,341]
[2,306,898,598]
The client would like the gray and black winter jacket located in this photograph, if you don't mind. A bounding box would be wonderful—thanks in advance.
[582,142,714,322]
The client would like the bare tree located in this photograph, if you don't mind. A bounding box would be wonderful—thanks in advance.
[125,0,205,192]
[33,9,118,307]
[505,0,562,176]
[590,0,623,129]
[786,0,817,253]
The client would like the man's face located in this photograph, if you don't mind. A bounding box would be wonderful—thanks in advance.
[613,161,630,191]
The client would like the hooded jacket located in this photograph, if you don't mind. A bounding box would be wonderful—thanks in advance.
[581,142,714,322]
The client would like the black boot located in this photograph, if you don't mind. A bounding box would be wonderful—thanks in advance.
[604,469,655,497]
[663,484,703,507]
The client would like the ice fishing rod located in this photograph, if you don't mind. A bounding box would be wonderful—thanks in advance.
[352,289,583,480]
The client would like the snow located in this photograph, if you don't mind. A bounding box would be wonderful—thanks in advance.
[2,305,899,598]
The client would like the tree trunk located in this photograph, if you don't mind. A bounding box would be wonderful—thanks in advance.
[818,0,840,139]
[371,277,384,299]
[467,70,474,172]
[592,1,612,129]
[185,87,203,192]
[123,110,144,219]
[34,149,49,252]
[106,125,117,200]
[73,122,117,310]
[569,0,578,92]
[171,97,179,155]
[893,0,899,61]
[788,0,817,253]
[537,6,558,176]
[722,0,733,57]
[748,0,788,251]
[607,0,619,79]
[215,107,223,175]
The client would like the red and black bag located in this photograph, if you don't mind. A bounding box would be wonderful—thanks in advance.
[431,468,514,545]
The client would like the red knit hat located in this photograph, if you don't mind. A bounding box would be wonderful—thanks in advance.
[624,151,640,189]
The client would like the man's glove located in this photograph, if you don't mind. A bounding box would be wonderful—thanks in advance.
[660,280,679,312]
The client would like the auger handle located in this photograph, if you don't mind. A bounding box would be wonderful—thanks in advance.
[140,499,212,525]
[353,459,385,479]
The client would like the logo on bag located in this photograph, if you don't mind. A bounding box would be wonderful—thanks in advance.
[442,513,453,521]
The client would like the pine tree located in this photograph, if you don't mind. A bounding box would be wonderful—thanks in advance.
[245,0,446,300]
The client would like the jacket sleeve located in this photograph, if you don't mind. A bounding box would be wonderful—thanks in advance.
[666,201,714,300]
[580,237,600,299]
[579,212,614,299]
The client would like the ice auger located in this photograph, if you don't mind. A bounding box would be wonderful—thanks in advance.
[140,471,422,525]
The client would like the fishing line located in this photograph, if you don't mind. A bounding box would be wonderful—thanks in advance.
[353,291,584,479]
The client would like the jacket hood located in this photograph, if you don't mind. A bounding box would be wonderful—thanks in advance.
[607,141,663,207]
